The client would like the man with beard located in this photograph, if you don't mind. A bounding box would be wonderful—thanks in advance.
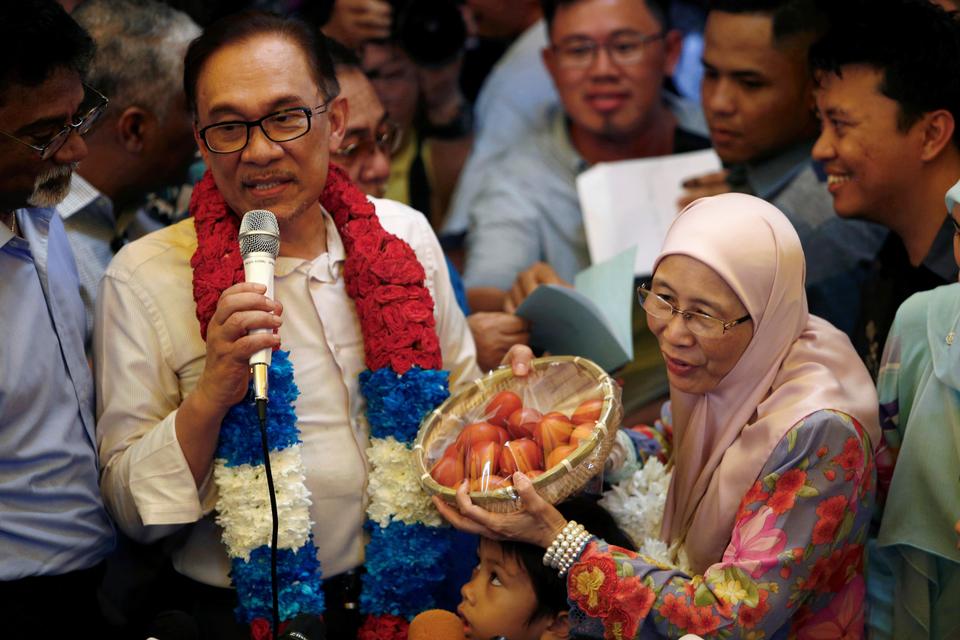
[0,1,116,634]
[461,0,709,311]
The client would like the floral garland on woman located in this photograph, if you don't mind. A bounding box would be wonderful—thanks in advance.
[190,164,456,638]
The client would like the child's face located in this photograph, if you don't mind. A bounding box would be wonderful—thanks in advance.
[457,539,556,640]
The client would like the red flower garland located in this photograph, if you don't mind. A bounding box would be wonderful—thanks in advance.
[190,163,442,373]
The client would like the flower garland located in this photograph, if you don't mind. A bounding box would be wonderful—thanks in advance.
[599,458,691,573]
[190,164,455,638]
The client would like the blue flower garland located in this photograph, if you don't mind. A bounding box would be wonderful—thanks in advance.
[214,350,325,625]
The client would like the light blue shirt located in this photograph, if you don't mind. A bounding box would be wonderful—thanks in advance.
[0,207,114,580]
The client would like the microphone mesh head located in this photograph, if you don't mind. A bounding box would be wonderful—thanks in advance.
[239,209,280,257]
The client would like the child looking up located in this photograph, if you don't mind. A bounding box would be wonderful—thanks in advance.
[457,497,635,640]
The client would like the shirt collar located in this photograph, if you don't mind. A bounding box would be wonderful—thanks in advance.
[57,173,104,219]
[742,139,815,200]
[0,211,14,248]
[274,206,347,283]
[550,106,590,175]
[923,216,959,281]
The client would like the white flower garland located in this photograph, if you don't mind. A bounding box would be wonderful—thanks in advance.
[213,445,314,561]
[600,458,691,573]
[366,436,442,528]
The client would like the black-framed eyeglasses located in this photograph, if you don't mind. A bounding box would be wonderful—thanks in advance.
[0,84,108,160]
[332,121,402,161]
[197,104,329,154]
[553,31,665,70]
[637,285,751,339]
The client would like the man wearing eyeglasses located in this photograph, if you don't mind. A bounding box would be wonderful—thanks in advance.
[94,11,478,637]
[0,1,116,634]
[55,0,200,352]
[462,0,709,312]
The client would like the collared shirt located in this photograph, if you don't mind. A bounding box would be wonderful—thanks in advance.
[728,140,890,336]
[854,218,957,379]
[58,173,117,350]
[95,197,480,587]
[442,19,708,240]
[462,105,709,290]
[0,207,115,580]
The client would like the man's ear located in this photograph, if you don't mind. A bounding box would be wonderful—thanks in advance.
[919,108,956,163]
[662,29,683,77]
[194,122,211,166]
[327,95,349,152]
[542,610,570,640]
[116,106,151,154]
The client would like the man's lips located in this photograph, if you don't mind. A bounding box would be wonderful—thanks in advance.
[825,171,853,193]
[242,175,295,198]
[709,127,741,145]
[585,92,630,113]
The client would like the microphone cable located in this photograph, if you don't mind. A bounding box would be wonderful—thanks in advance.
[256,394,281,639]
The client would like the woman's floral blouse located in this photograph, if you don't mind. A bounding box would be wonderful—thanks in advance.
[570,409,876,639]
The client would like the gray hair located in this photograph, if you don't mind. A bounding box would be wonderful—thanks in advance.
[72,0,200,122]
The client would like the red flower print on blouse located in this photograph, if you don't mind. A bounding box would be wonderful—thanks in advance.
[812,495,848,545]
[831,437,863,481]
[568,544,618,618]
[768,469,808,515]
[737,589,771,629]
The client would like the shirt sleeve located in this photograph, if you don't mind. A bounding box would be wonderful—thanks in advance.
[567,410,876,639]
[406,210,481,390]
[462,167,545,291]
[94,268,209,543]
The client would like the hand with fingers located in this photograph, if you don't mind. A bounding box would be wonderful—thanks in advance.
[468,312,530,372]
[322,0,393,49]
[432,471,569,548]
[677,168,732,210]
[194,282,283,413]
[503,262,570,314]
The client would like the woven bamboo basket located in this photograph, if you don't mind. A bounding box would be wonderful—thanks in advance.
[414,356,623,513]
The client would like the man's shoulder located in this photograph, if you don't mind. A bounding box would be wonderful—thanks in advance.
[370,197,436,243]
[106,217,197,283]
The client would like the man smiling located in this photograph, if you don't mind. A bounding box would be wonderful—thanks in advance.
[810,0,960,376]
[681,0,887,336]
[95,12,478,638]
[462,0,708,310]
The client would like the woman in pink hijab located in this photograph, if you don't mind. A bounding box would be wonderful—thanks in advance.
[436,194,881,639]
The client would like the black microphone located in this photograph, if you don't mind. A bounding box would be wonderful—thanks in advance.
[238,209,280,410]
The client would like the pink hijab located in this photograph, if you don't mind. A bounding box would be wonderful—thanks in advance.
[656,194,880,574]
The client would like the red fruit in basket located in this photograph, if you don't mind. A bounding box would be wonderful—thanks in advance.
[430,454,464,488]
[485,390,523,428]
[498,438,544,475]
[441,442,460,459]
[545,443,578,470]
[469,474,510,492]
[534,413,574,455]
[458,422,509,448]
[507,407,542,439]
[572,398,603,424]
[569,424,597,447]
[467,440,502,481]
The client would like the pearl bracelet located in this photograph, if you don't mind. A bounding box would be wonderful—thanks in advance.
[543,520,592,576]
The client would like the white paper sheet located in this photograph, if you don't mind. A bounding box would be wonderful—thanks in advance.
[577,149,722,276]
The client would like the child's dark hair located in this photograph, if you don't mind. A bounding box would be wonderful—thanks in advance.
[498,495,635,626]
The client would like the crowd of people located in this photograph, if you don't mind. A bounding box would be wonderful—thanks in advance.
[1,0,959,639]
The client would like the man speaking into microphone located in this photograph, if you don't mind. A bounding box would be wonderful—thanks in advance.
[94,11,479,639]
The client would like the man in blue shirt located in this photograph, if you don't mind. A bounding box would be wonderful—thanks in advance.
[0,2,115,634]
